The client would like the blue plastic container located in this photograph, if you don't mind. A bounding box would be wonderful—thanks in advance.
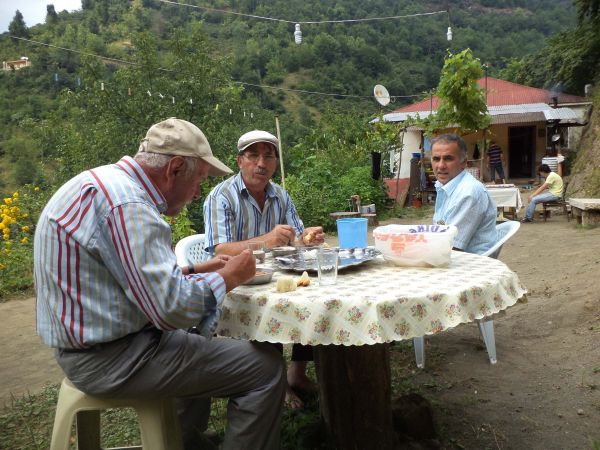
[337,218,368,249]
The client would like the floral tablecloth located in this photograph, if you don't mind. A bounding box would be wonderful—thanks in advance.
[217,251,526,346]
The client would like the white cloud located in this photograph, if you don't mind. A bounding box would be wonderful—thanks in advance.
[1,1,82,34]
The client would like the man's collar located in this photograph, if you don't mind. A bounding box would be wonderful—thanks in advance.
[435,169,467,194]
[115,156,167,212]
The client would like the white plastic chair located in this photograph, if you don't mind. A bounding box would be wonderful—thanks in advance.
[174,233,205,267]
[413,220,521,368]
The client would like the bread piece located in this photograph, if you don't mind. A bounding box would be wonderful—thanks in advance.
[297,271,311,287]
[276,276,297,293]
[303,231,316,245]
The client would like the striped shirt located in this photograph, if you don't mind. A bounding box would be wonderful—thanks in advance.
[433,170,497,255]
[488,144,503,166]
[34,156,226,349]
[203,173,304,257]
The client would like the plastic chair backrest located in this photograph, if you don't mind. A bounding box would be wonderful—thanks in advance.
[482,220,520,259]
[174,234,206,267]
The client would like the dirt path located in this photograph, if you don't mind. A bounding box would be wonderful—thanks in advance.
[0,297,64,408]
[1,207,599,449]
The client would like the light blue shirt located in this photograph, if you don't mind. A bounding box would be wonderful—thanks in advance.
[433,170,497,255]
[203,173,304,258]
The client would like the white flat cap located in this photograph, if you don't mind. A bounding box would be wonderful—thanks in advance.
[237,130,279,153]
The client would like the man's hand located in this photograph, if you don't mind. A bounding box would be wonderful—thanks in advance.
[194,255,232,273]
[264,224,296,248]
[217,249,256,292]
[302,226,325,246]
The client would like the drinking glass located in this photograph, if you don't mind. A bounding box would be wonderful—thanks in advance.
[317,248,339,286]
[248,241,266,264]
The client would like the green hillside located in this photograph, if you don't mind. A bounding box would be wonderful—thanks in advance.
[0,0,578,192]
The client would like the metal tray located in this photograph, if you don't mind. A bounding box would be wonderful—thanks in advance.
[274,247,381,272]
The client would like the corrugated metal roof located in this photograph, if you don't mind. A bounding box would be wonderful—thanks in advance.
[393,77,589,113]
[374,102,585,126]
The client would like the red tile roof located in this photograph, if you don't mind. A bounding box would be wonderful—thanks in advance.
[394,77,588,113]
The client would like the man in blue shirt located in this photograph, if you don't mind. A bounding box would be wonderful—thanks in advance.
[203,130,324,409]
[431,134,497,255]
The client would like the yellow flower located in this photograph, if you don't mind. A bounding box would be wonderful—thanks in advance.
[21,237,29,244]
[13,192,19,198]
[3,198,12,205]
[21,225,30,233]
[34,186,40,191]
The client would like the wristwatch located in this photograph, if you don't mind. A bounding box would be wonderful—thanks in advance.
[188,265,195,274]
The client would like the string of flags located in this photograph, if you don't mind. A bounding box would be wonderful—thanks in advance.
[54,77,263,119]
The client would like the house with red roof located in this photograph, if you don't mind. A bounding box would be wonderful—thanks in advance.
[378,77,591,195]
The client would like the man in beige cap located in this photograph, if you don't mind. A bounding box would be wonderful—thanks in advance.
[34,118,285,449]
[203,129,324,409]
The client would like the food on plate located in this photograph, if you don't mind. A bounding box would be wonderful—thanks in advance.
[303,231,316,245]
[276,276,297,293]
[302,249,318,260]
[296,271,311,287]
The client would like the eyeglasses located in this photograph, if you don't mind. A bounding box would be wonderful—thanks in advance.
[243,152,277,162]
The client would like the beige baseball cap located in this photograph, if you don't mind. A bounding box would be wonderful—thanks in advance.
[140,118,233,176]
[237,130,279,153]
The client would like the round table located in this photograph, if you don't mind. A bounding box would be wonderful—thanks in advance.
[217,251,526,448]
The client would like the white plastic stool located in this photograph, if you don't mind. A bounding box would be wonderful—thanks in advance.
[50,378,183,450]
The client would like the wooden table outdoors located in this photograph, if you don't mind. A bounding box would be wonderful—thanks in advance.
[217,251,526,449]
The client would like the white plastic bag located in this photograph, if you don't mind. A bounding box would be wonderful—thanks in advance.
[373,224,458,267]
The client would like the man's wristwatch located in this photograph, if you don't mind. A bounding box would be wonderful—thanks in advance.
[188,265,195,274]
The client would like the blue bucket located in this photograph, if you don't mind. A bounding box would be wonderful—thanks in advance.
[337,218,368,249]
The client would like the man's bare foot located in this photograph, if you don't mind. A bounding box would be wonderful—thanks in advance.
[284,386,304,410]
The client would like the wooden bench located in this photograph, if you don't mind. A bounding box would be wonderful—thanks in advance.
[568,198,600,226]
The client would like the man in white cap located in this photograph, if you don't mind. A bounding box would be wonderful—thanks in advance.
[34,118,285,450]
[203,129,324,409]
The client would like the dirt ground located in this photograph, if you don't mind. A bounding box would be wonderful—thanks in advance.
[1,202,599,449]
[384,207,600,450]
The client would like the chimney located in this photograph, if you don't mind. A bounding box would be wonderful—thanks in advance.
[584,84,593,97]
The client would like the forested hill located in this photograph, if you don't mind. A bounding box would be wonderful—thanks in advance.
[0,0,577,191]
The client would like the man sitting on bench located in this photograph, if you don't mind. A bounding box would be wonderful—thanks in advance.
[521,164,563,223]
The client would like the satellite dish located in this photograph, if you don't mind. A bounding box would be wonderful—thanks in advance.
[374,84,390,106]
[552,134,561,143]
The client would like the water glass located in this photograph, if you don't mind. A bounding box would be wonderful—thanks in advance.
[317,248,339,286]
[248,241,266,264]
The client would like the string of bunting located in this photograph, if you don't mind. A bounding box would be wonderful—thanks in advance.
[6,35,429,104]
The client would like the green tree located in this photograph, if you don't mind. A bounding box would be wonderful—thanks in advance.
[423,49,490,136]
[8,10,29,38]
[46,5,58,25]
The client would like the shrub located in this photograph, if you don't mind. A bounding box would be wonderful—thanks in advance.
[0,186,49,298]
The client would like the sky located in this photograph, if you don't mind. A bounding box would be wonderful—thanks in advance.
[1,0,81,33]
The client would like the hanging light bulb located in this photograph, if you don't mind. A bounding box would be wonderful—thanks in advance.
[446,26,453,41]
[294,23,302,45]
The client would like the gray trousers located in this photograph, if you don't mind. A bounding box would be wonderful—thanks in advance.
[56,327,285,450]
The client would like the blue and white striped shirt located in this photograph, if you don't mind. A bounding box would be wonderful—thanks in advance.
[203,173,304,257]
[34,156,226,349]
[433,170,497,255]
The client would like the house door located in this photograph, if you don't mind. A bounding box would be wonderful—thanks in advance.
[508,126,535,178]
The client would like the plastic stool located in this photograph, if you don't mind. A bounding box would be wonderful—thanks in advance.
[50,378,183,450]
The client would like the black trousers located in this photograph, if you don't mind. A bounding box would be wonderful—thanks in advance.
[273,343,313,361]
